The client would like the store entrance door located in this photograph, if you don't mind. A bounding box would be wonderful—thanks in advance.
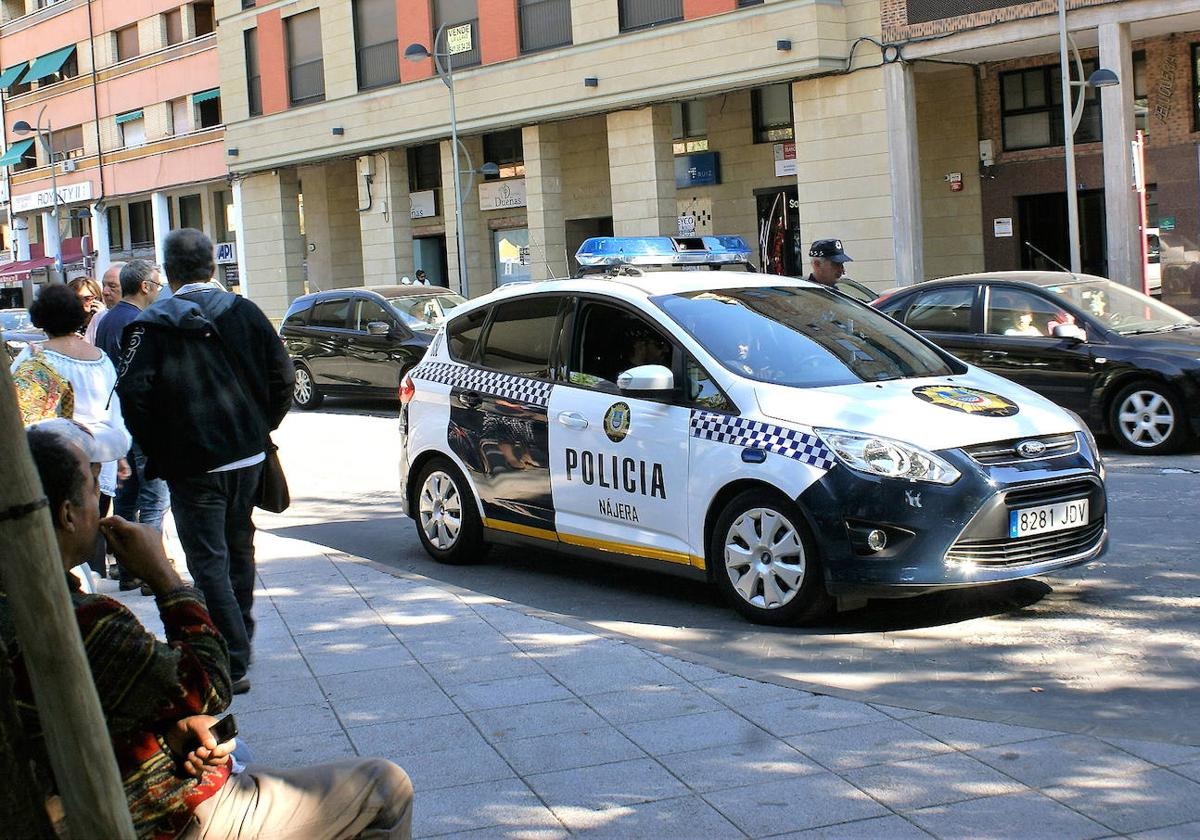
[1017,190,1108,277]
[755,186,803,276]
[414,235,449,287]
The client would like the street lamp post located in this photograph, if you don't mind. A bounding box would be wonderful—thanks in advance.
[13,106,62,276]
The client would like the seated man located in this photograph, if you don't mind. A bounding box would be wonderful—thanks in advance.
[7,421,413,839]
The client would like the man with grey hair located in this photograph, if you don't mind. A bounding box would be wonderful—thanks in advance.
[82,261,126,345]
[805,239,853,288]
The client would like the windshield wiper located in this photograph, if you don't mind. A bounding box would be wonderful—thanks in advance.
[1123,324,1193,335]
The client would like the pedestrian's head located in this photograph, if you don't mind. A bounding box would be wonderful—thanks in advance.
[807,239,852,286]
[101,262,126,308]
[120,259,163,304]
[415,270,427,281]
[26,423,101,569]
[29,283,87,338]
[163,228,215,290]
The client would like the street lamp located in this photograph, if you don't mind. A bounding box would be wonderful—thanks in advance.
[13,106,64,276]
[1058,0,1120,273]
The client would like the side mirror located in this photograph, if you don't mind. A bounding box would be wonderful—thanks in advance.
[617,364,674,394]
[367,321,390,336]
[1053,323,1086,342]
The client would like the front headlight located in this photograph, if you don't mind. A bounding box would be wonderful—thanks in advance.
[1062,408,1100,463]
[815,428,961,485]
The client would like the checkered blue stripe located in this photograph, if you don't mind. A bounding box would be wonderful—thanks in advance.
[413,361,552,408]
[690,410,837,471]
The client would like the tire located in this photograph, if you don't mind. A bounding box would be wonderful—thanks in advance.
[412,458,489,564]
[708,489,832,626]
[1108,380,1189,455]
[293,363,323,410]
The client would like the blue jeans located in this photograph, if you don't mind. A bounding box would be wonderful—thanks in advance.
[115,443,170,530]
[168,463,263,681]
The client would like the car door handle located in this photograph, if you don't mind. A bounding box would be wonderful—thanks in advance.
[557,411,588,430]
[982,350,1008,361]
[457,391,482,409]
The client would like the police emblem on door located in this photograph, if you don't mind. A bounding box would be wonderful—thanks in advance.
[604,402,631,443]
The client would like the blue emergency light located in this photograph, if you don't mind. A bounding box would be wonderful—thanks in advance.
[574,236,753,269]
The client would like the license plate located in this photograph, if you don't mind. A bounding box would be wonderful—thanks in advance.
[1009,499,1089,538]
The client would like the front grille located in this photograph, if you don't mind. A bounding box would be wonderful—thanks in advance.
[962,433,1079,465]
[946,517,1105,567]
[1004,478,1097,509]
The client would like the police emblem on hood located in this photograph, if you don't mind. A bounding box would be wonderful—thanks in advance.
[604,402,631,443]
[912,385,1019,417]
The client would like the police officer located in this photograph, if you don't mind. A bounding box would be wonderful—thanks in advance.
[805,239,852,287]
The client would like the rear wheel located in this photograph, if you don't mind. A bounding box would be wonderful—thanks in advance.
[293,363,323,410]
[413,459,488,564]
[709,490,832,626]
[1109,381,1188,455]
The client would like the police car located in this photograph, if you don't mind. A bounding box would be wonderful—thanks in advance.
[398,237,1107,625]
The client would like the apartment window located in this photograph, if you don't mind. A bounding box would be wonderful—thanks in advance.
[107,206,124,250]
[482,128,524,180]
[129,201,154,249]
[179,194,203,230]
[1000,61,1102,151]
[165,9,183,45]
[214,190,234,241]
[6,65,31,96]
[117,110,146,148]
[737,0,764,5]
[408,144,441,191]
[168,97,190,135]
[51,125,84,161]
[245,28,262,117]
[354,0,399,90]
[193,2,215,36]
[241,0,255,8]
[115,25,139,61]
[286,10,325,106]
[751,83,794,143]
[618,0,682,32]
[43,48,78,86]
[519,0,571,53]
[433,0,480,70]
[194,89,221,128]
[12,140,36,172]
[672,101,708,154]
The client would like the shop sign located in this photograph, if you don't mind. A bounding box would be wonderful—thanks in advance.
[446,24,473,55]
[1159,216,1176,232]
[12,180,93,214]
[677,214,696,236]
[479,179,526,211]
[773,142,797,177]
[675,152,720,188]
[410,190,436,219]
[994,217,1013,238]
[214,242,237,265]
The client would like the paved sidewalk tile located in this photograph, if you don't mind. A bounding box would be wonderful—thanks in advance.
[541,652,687,696]
[844,752,1026,811]
[524,757,690,812]
[654,738,822,793]
[767,814,934,839]
[971,734,1157,788]
[1043,767,1200,835]
[549,793,743,838]
[229,675,326,712]
[697,677,890,737]
[384,738,516,793]
[1176,761,1200,783]
[317,663,437,703]
[469,698,608,743]
[236,702,343,741]
[1100,737,1200,768]
[906,714,1054,751]
[447,674,574,712]
[618,709,768,756]
[906,790,1111,840]
[412,778,564,839]
[249,730,359,769]
[1128,821,1200,839]
[423,651,545,688]
[291,624,400,651]
[704,771,888,836]
[584,683,724,726]
[333,684,459,727]
[786,719,953,771]
[348,714,484,763]
[492,727,645,775]
[653,655,729,684]
[303,641,416,676]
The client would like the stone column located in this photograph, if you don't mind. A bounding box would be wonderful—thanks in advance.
[41,209,61,273]
[606,106,677,236]
[240,169,305,319]
[91,203,110,281]
[1099,22,1139,289]
[231,180,248,297]
[14,215,30,260]
[884,61,925,286]
[358,150,413,285]
[522,124,567,280]
[151,192,170,268]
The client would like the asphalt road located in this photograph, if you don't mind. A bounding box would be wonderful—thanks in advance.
[263,397,1200,745]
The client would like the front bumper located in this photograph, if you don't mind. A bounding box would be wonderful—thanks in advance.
[798,433,1107,597]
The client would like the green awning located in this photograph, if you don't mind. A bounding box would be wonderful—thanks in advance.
[0,62,28,90]
[115,109,143,125]
[192,88,220,104]
[20,45,75,84]
[0,138,34,168]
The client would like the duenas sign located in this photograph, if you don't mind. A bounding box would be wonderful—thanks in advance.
[479,179,527,211]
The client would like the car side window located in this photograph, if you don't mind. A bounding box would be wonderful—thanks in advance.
[905,288,975,333]
[569,302,674,390]
[478,297,564,379]
[447,308,488,363]
[355,299,392,331]
[282,301,312,328]
[986,289,1072,338]
[686,357,732,411]
[309,298,351,329]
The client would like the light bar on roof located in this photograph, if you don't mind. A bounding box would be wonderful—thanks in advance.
[575,236,753,268]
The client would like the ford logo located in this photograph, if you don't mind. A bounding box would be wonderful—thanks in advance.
[1016,439,1047,459]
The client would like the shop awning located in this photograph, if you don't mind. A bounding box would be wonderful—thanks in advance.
[0,138,34,167]
[0,238,90,280]
[20,45,75,84]
[0,255,53,279]
[115,109,143,125]
[192,88,220,104]
[0,62,28,90]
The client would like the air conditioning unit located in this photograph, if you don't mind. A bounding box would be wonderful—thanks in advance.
[60,159,77,173]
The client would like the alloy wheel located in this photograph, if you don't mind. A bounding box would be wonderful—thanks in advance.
[1117,389,1175,448]
[723,507,807,610]
[294,367,313,404]
[418,471,463,550]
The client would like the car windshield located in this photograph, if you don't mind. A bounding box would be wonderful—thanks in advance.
[387,294,466,329]
[654,286,958,387]
[1044,278,1198,334]
[0,310,33,331]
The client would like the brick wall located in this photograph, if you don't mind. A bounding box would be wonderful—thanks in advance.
[883,0,1118,43]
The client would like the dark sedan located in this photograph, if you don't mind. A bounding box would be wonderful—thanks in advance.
[280,286,465,409]
[2,308,45,361]
[875,272,1200,454]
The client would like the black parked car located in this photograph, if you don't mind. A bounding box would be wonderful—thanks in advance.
[874,272,1200,454]
[2,308,45,361]
[280,286,466,408]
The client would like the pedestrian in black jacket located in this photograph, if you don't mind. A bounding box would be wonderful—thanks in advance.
[116,228,293,694]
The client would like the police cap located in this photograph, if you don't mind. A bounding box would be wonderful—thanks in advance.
[808,239,853,263]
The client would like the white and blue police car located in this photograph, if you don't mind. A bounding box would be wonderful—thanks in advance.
[398,237,1106,625]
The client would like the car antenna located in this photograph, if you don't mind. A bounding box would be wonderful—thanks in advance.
[1023,241,1075,279]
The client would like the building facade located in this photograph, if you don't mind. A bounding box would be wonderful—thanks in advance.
[0,0,240,307]
[216,0,979,319]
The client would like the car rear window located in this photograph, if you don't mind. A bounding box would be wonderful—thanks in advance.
[282,300,313,328]
[479,297,563,379]
[310,298,351,329]
[447,308,489,363]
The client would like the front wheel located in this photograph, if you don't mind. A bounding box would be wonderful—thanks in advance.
[413,459,488,564]
[1109,381,1189,455]
[709,490,832,626]
[293,364,323,410]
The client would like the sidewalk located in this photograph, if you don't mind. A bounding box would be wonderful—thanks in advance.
[110,531,1200,839]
